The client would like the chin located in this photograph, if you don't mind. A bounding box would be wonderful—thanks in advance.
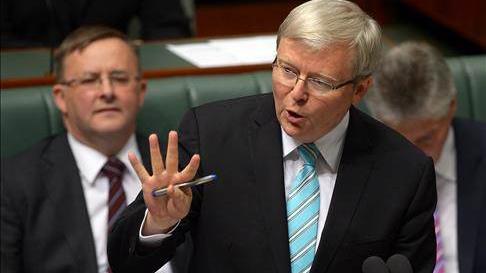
[92,123,130,136]
[282,124,305,142]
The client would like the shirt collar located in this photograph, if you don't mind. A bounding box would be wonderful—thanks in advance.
[282,111,349,172]
[67,133,141,185]
[435,126,456,182]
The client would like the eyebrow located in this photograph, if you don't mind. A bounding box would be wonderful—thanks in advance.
[110,70,130,76]
[79,70,130,77]
[277,58,339,82]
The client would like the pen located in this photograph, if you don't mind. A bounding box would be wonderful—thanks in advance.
[152,174,217,197]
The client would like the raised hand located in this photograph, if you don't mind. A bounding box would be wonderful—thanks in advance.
[128,131,200,234]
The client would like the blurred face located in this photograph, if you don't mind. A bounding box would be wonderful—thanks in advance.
[53,38,146,144]
[272,38,371,143]
[387,112,453,163]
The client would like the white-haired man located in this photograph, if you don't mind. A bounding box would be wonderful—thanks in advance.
[109,1,437,272]
[366,41,486,273]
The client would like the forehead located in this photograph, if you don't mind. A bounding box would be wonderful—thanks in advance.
[63,38,138,75]
[276,38,355,79]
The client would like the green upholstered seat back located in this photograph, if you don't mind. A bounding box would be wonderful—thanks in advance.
[447,56,486,121]
[1,56,484,158]
[137,71,271,138]
[1,86,64,157]
[1,71,273,157]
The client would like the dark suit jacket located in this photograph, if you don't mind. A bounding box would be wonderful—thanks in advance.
[1,133,191,273]
[1,0,192,48]
[108,94,437,273]
[453,118,486,273]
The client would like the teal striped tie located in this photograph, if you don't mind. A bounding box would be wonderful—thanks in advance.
[287,143,320,273]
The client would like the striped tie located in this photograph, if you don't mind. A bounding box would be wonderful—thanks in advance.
[101,157,127,231]
[287,143,320,273]
[433,210,445,273]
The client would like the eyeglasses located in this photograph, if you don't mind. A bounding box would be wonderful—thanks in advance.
[272,59,360,95]
[59,73,140,91]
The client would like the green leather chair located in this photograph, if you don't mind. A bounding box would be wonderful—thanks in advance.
[1,55,484,158]
[447,56,486,120]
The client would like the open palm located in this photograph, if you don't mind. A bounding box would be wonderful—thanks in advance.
[128,131,200,232]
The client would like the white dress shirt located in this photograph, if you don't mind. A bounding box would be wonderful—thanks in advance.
[68,134,174,273]
[139,111,349,260]
[282,111,348,250]
[435,127,459,273]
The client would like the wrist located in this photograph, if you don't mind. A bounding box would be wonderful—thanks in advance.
[142,212,179,235]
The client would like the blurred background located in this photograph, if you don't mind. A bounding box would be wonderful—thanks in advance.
[1,0,484,90]
[193,0,485,56]
[2,0,485,54]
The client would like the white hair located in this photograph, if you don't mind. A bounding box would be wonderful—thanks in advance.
[366,41,457,122]
[277,0,383,77]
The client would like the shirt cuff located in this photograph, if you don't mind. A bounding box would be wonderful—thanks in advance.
[138,209,180,247]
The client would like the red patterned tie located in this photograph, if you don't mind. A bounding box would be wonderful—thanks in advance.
[433,210,445,273]
[101,157,127,231]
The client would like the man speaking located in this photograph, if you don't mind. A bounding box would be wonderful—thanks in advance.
[108,1,437,272]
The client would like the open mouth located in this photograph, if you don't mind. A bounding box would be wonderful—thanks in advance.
[288,110,303,118]
[286,110,305,124]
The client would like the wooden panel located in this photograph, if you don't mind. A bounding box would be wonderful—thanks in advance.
[195,0,392,38]
[353,0,393,24]
[195,1,305,37]
[1,64,271,89]
[404,0,486,48]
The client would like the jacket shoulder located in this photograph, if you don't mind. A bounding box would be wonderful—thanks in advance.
[1,134,67,187]
[453,118,486,146]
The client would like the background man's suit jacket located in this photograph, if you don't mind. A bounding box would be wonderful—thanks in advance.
[453,118,486,273]
[1,133,191,273]
[109,93,436,273]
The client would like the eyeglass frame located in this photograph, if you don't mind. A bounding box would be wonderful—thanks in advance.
[58,72,141,90]
[271,58,367,95]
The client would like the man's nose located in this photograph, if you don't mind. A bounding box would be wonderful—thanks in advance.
[99,78,115,100]
[290,77,308,101]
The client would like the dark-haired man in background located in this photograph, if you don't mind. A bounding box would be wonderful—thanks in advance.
[1,26,189,273]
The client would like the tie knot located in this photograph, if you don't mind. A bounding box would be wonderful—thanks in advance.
[101,157,126,180]
[297,143,320,166]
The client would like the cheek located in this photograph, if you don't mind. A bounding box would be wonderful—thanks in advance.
[66,95,92,115]
[308,95,351,132]
[312,94,349,117]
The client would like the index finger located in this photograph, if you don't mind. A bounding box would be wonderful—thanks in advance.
[128,152,150,183]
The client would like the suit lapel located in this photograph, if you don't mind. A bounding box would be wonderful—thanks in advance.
[312,107,375,273]
[453,120,485,273]
[41,134,98,272]
[249,96,291,273]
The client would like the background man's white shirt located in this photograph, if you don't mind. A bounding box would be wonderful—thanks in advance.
[435,127,459,273]
[68,133,174,273]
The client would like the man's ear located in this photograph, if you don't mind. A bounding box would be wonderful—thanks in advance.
[448,97,457,118]
[352,76,373,105]
[52,84,67,114]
